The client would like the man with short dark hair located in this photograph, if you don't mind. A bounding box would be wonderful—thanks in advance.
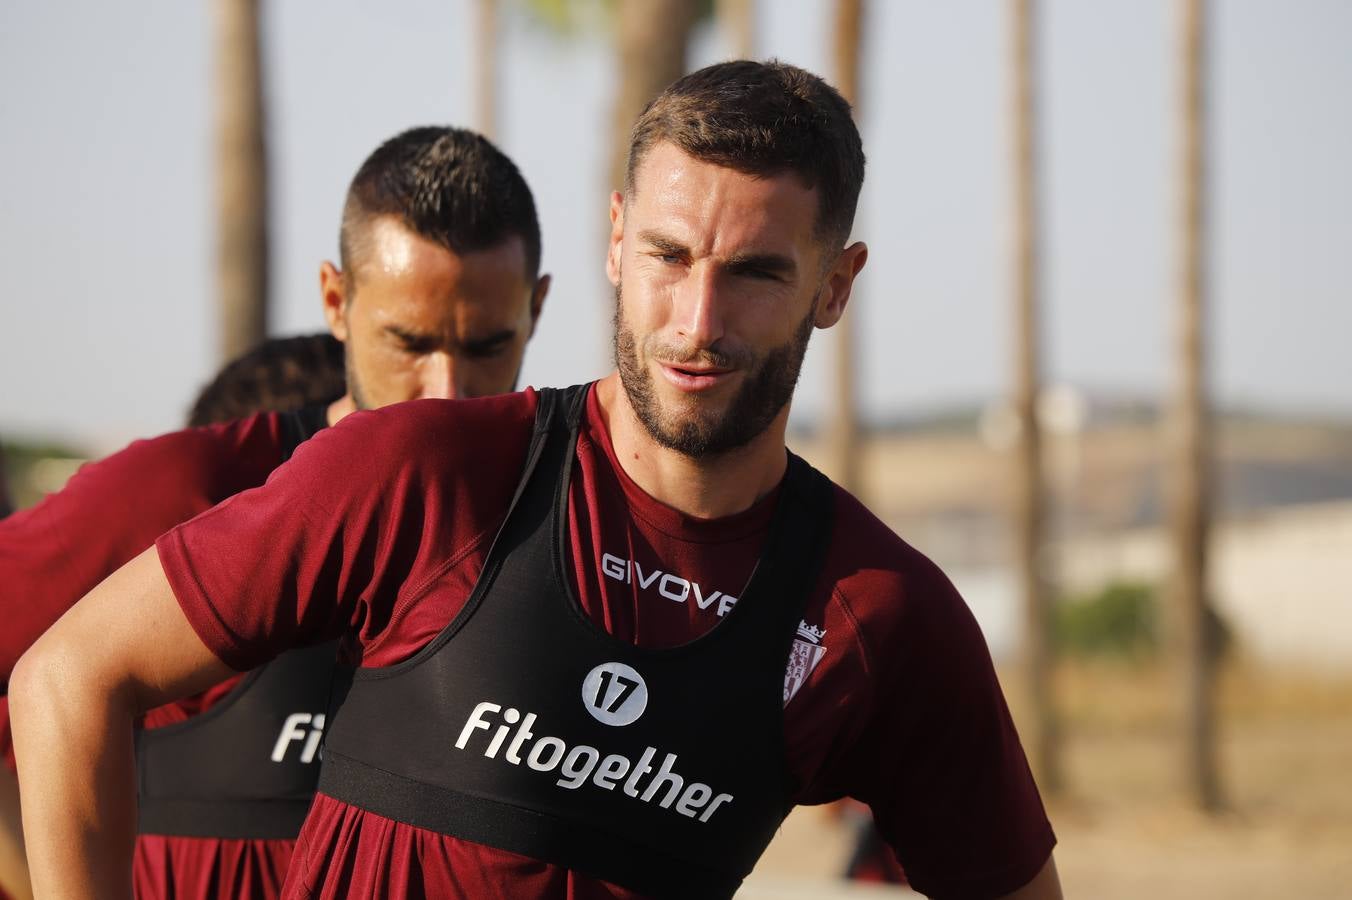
[186,333,347,427]
[14,62,1059,899]
[2,126,549,899]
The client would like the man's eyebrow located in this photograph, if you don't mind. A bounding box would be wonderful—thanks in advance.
[723,251,797,278]
[638,230,796,277]
[385,324,436,344]
[637,230,690,258]
[462,329,516,352]
[386,324,516,353]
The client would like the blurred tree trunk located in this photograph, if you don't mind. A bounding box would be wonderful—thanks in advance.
[715,0,755,59]
[608,0,698,195]
[827,0,864,498]
[1009,0,1060,795]
[1171,0,1222,812]
[474,0,499,140]
[214,0,269,363]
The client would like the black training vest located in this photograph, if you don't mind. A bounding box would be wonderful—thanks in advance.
[318,384,836,899]
[135,404,338,839]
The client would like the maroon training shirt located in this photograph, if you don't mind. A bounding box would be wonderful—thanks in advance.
[158,386,1055,900]
[0,413,312,899]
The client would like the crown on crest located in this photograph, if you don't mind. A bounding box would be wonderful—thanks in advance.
[796,621,826,644]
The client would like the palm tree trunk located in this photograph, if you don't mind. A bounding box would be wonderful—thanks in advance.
[474,0,499,140]
[1009,0,1060,795]
[715,0,755,59]
[214,0,269,363]
[608,0,698,196]
[1171,0,1222,812]
[828,0,864,498]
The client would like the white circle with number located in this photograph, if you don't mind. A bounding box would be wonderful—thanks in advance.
[581,662,649,726]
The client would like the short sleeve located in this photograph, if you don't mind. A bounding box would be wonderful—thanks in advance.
[845,560,1056,899]
[156,395,536,673]
[0,416,284,680]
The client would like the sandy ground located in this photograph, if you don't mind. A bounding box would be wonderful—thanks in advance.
[741,662,1352,899]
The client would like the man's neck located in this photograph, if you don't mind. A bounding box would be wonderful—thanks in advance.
[594,373,789,520]
[327,394,357,427]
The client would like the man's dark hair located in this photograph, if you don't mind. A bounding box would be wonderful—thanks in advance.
[625,60,866,254]
[339,126,542,284]
[187,334,347,427]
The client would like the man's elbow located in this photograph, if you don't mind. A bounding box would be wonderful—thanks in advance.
[10,638,62,729]
[10,628,130,739]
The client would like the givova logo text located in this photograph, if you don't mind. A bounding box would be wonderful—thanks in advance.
[601,552,738,617]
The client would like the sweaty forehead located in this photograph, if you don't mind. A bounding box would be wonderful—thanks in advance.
[628,143,819,256]
[351,222,532,334]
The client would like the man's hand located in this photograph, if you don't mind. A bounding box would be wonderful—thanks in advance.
[10,547,234,899]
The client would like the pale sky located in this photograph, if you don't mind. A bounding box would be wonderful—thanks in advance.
[2,0,1349,452]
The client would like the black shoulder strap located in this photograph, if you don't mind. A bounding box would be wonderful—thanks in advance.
[320,384,588,692]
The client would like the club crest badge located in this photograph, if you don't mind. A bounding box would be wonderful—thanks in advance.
[783,620,827,706]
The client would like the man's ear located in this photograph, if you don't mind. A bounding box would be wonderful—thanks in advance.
[319,261,350,342]
[526,273,551,339]
[606,191,625,287]
[813,241,869,329]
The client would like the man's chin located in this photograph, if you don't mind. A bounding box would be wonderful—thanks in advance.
[651,381,732,418]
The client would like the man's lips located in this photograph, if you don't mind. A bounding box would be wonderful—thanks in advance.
[658,362,736,392]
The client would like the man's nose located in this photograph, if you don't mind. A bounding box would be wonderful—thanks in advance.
[418,352,463,401]
[674,265,726,349]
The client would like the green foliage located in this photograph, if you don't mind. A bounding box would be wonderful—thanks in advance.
[1054,580,1235,662]
[1055,581,1160,660]
[1,437,89,513]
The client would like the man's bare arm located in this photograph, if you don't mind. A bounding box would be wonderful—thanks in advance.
[10,547,234,900]
[998,853,1063,900]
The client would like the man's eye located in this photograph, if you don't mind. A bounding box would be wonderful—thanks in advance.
[465,343,509,360]
[396,337,438,355]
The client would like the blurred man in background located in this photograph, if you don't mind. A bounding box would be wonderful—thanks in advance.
[13,61,1059,900]
[0,125,549,899]
[185,333,346,427]
[0,331,348,900]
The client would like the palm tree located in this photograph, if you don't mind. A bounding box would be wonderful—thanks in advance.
[827,0,864,498]
[474,0,500,140]
[1170,0,1222,812]
[214,0,269,363]
[715,0,754,59]
[1008,0,1060,795]
[608,0,701,195]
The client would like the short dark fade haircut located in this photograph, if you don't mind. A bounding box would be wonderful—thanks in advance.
[187,333,347,427]
[339,126,542,285]
[625,60,866,254]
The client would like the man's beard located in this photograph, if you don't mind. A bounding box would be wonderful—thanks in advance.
[613,284,815,459]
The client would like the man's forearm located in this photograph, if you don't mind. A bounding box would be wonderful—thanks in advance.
[9,547,231,900]
[11,635,139,900]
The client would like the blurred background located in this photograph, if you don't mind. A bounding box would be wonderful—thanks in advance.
[1,1,1349,896]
